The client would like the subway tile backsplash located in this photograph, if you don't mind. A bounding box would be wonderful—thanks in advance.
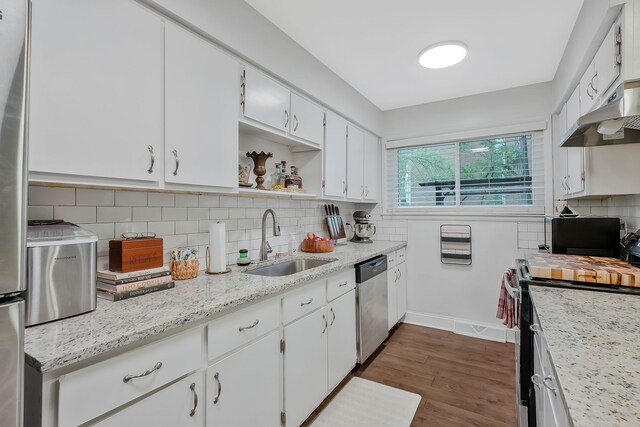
[28,185,407,270]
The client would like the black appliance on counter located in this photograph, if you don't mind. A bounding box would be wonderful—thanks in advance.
[550,217,621,257]
[511,257,640,427]
[622,229,640,266]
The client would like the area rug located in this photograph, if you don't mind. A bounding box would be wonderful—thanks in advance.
[310,377,421,427]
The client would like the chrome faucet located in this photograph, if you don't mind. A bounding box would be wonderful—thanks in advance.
[260,209,281,261]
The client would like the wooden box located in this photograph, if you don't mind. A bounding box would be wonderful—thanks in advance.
[109,238,164,273]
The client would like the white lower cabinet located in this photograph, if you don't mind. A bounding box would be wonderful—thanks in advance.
[206,331,281,427]
[396,262,408,321]
[33,267,373,427]
[327,290,357,390]
[284,308,329,427]
[387,251,407,329]
[387,269,398,330]
[94,372,204,427]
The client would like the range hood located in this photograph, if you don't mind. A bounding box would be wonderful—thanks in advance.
[561,81,640,147]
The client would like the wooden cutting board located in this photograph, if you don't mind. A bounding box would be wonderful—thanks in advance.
[527,253,640,287]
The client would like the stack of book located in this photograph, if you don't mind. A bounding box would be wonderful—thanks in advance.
[96,266,174,301]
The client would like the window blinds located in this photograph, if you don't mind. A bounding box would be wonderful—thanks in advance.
[385,132,545,213]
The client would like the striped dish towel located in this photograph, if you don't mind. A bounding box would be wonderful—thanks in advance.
[496,268,519,328]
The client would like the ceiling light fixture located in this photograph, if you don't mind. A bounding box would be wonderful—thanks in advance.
[418,41,468,69]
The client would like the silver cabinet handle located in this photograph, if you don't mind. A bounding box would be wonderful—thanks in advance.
[543,376,558,396]
[531,374,543,388]
[293,114,299,131]
[322,314,328,334]
[238,319,259,332]
[530,324,540,334]
[587,82,594,100]
[398,269,402,280]
[172,149,180,176]
[365,186,369,198]
[189,382,198,417]
[330,308,336,326]
[284,110,289,128]
[339,281,348,287]
[590,72,598,94]
[147,145,155,174]
[123,361,162,383]
[395,269,399,283]
[213,372,222,404]
[300,298,313,307]
[343,181,347,194]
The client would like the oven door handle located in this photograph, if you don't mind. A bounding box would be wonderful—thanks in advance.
[503,272,520,300]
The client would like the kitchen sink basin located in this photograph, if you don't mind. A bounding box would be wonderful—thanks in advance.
[244,258,336,277]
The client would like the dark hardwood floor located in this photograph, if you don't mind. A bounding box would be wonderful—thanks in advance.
[303,323,517,427]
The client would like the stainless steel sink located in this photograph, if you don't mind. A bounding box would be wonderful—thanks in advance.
[244,258,336,277]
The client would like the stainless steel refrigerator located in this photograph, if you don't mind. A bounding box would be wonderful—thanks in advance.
[0,0,28,426]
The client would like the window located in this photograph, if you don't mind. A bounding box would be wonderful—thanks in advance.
[386,132,545,213]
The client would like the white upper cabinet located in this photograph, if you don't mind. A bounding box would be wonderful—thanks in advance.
[594,24,621,98]
[29,0,164,184]
[290,93,325,146]
[346,124,365,200]
[243,67,291,133]
[579,60,598,116]
[323,112,348,199]
[566,85,581,129]
[363,131,379,202]
[164,23,238,189]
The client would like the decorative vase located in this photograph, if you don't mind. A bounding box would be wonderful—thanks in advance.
[246,151,273,190]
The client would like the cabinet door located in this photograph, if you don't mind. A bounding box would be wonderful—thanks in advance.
[396,263,408,321]
[284,308,328,427]
[206,331,281,427]
[346,124,365,200]
[533,340,546,426]
[595,24,621,97]
[566,86,581,130]
[290,93,324,145]
[244,67,291,132]
[29,0,163,183]
[387,269,398,330]
[324,112,348,199]
[579,62,597,116]
[363,132,379,202]
[328,290,357,390]
[165,23,238,189]
[566,148,584,195]
[95,372,204,427]
[553,109,568,199]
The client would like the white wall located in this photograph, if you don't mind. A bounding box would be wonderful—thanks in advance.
[384,82,553,140]
[141,0,383,135]
[382,83,555,339]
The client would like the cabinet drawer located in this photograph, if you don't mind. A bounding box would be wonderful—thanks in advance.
[386,251,397,268]
[327,269,355,302]
[396,247,406,264]
[207,297,280,361]
[282,280,326,324]
[94,371,204,427]
[58,328,202,427]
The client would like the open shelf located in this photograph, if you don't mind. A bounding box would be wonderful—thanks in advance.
[238,187,318,199]
[239,119,321,152]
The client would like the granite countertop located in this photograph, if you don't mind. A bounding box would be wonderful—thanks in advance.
[25,241,406,374]
[530,286,640,427]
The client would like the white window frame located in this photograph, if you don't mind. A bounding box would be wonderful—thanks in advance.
[383,121,550,217]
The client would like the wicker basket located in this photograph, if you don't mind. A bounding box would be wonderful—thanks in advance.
[170,259,200,280]
[300,239,334,253]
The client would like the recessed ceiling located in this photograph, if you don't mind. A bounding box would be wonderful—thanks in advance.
[245,0,584,111]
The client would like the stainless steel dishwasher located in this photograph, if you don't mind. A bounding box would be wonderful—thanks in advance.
[355,255,388,364]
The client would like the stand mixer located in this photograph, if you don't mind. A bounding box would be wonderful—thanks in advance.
[347,211,376,243]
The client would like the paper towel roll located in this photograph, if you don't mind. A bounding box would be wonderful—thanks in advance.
[208,222,226,273]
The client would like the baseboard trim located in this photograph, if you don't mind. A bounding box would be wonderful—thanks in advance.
[403,311,515,344]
